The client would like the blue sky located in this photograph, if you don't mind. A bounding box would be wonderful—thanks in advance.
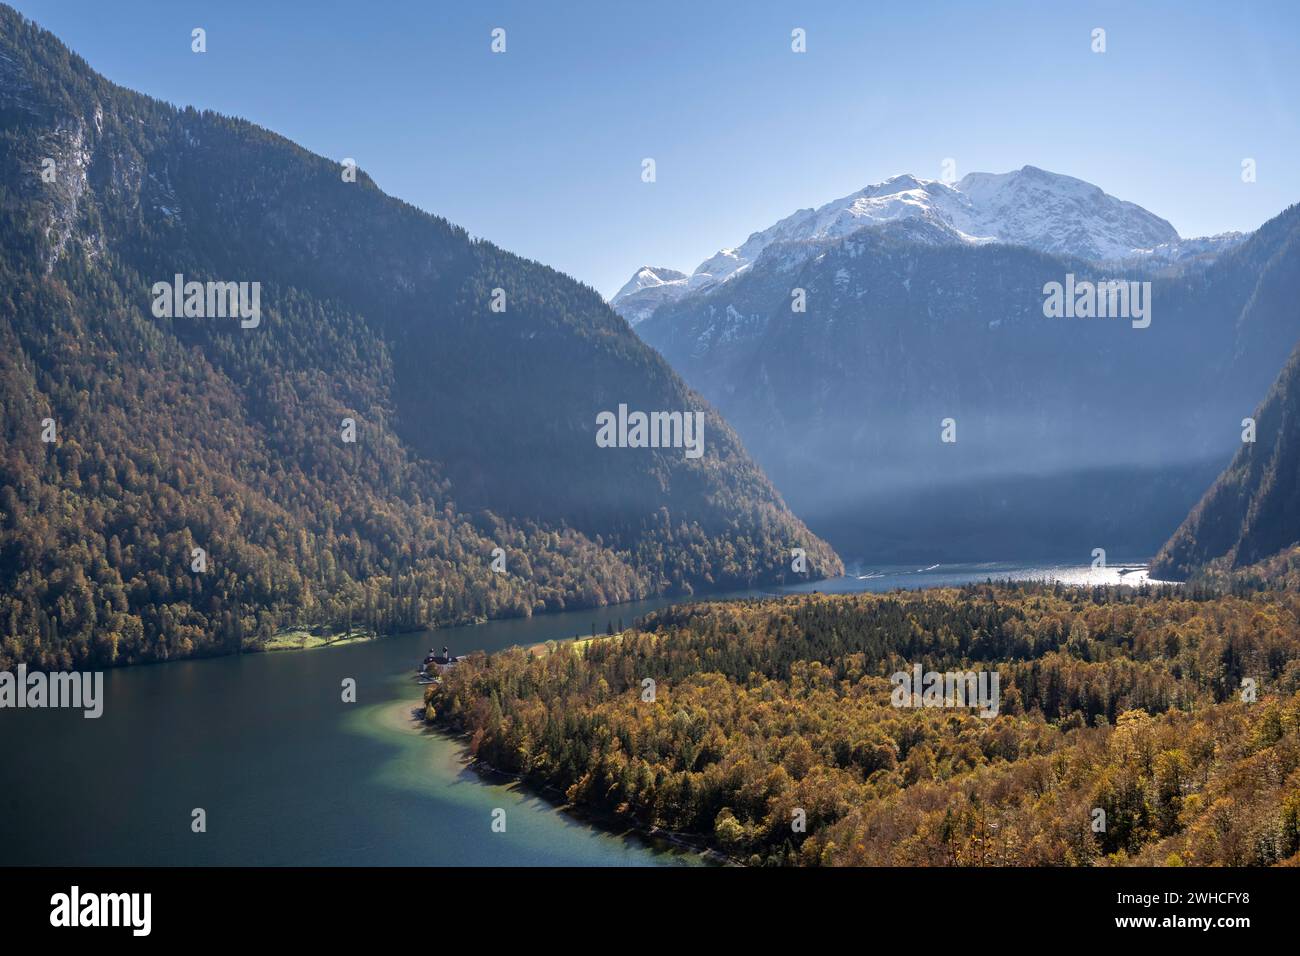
[12,0,1300,297]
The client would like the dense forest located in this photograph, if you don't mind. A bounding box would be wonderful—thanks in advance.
[0,7,838,670]
[426,583,1300,866]
[1191,548,1300,593]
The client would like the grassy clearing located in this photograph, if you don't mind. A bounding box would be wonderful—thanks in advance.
[253,628,379,653]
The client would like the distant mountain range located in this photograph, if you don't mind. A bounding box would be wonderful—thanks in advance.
[611,167,1247,324]
[0,5,838,669]
[615,168,1297,561]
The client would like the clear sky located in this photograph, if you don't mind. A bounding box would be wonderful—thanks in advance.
[11,0,1299,297]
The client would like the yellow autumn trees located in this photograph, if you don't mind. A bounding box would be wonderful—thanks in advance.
[428,583,1300,866]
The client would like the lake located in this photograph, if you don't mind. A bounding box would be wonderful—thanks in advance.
[0,561,1160,865]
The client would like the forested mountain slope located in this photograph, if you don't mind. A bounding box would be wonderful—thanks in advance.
[1152,338,1300,582]
[0,7,838,669]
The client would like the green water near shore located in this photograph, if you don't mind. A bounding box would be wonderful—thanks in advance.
[0,595,707,865]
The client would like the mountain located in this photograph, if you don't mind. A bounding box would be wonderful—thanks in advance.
[1152,338,1300,581]
[629,180,1300,561]
[0,6,839,670]
[1122,231,1248,270]
[610,166,1243,321]
[954,166,1181,261]
[609,266,690,326]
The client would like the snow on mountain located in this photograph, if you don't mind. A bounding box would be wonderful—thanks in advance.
[610,166,1237,322]
[1126,231,1249,267]
[610,266,691,325]
[690,174,979,288]
[612,265,689,299]
[953,166,1179,261]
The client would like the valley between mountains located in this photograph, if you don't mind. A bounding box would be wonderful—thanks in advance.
[614,167,1300,572]
[3,2,1300,872]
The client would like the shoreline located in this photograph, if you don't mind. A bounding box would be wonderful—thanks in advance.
[237,580,785,658]
[396,572,1183,866]
[402,703,734,866]
[19,563,1153,670]
[252,627,382,653]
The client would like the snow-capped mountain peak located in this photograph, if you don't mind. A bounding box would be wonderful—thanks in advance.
[613,265,688,300]
[952,165,1179,261]
[688,174,980,292]
[609,166,1231,323]
[609,266,691,326]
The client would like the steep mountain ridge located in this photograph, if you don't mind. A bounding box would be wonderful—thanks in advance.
[0,6,839,669]
[1152,338,1300,580]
